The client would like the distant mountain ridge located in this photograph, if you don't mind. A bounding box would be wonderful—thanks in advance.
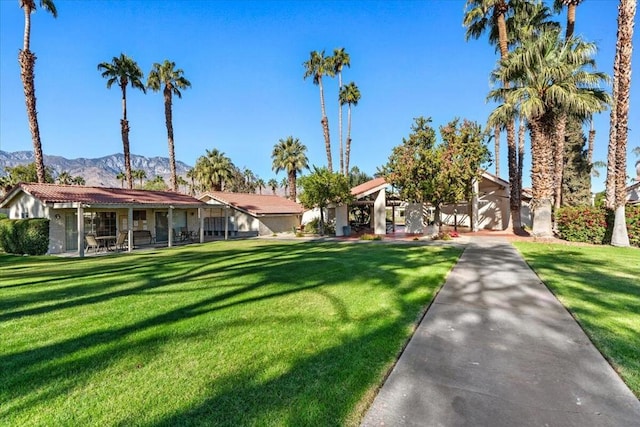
[0,151,192,188]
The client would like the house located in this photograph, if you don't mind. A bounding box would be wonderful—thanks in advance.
[0,183,208,256]
[198,192,304,236]
[627,181,640,205]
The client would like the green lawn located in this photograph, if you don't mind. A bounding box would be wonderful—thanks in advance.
[0,240,462,426]
[514,242,640,397]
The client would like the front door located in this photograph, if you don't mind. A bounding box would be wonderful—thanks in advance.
[155,212,168,242]
[65,213,78,251]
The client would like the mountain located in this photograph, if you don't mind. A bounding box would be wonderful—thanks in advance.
[0,151,193,188]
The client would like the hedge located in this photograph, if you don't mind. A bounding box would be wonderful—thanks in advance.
[556,205,640,247]
[0,218,50,255]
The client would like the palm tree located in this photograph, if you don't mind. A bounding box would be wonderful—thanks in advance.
[132,169,147,187]
[303,50,335,171]
[71,176,85,185]
[553,0,583,39]
[177,176,188,194]
[98,53,146,189]
[489,29,609,237]
[18,0,57,183]
[255,178,266,195]
[332,48,350,175]
[186,168,197,195]
[280,177,289,196]
[57,171,71,185]
[268,178,278,195]
[194,149,233,191]
[115,171,126,188]
[147,60,191,192]
[272,137,309,201]
[339,82,361,177]
[607,0,636,247]
[464,0,521,231]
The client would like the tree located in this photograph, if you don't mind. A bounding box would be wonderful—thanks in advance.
[18,0,57,183]
[147,60,191,192]
[339,82,361,177]
[268,178,278,195]
[225,166,257,193]
[186,168,198,195]
[98,53,146,189]
[177,175,188,194]
[299,167,353,235]
[464,0,521,231]
[143,176,168,191]
[280,177,289,196]
[1,162,54,191]
[71,175,85,186]
[271,136,309,201]
[348,166,373,188]
[607,0,636,247]
[116,171,126,188]
[57,171,72,185]
[489,29,609,237]
[132,169,147,187]
[561,119,592,206]
[553,0,583,39]
[255,178,266,195]
[193,148,233,192]
[382,117,490,229]
[332,48,350,175]
[303,50,335,171]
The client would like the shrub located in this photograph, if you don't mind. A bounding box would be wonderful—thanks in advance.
[303,218,336,235]
[556,205,640,247]
[360,233,382,241]
[0,218,50,255]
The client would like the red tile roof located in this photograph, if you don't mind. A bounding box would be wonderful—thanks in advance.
[200,191,304,215]
[351,177,388,197]
[1,183,204,207]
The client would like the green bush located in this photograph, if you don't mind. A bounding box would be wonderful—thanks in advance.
[0,218,50,255]
[556,205,640,247]
[303,218,336,235]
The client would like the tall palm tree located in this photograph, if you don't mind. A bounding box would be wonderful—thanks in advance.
[98,53,146,189]
[303,50,335,171]
[272,137,309,201]
[115,171,126,188]
[255,178,266,195]
[132,169,147,187]
[553,0,583,39]
[332,48,350,175]
[186,168,197,195]
[608,0,636,247]
[57,171,71,185]
[268,178,278,195]
[147,60,191,192]
[280,177,289,197]
[18,0,57,183]
[464,0,521,231]
[194,149,233,191]
[489,29,609,237]
[339,82,361,177]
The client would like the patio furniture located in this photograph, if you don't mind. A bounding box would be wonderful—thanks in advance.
[96,235,117,251]
[114,231,128,251]
[132,230,153,246]
[85,234,103,252]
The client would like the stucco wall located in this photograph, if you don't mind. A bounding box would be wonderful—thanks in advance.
[9,192,48,219]
[259,216,299,235]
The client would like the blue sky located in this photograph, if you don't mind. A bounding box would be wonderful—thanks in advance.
[0,0,637,192]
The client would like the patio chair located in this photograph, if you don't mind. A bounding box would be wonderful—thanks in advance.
[85,234,102,252]
[114,231,128,252]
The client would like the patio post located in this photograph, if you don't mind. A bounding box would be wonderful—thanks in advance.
[168,206,174,247]
[199,207,204,243]
[471,179,479,232]
[127,208,133,252]
[224,205,229,240]
[77,204,84,258]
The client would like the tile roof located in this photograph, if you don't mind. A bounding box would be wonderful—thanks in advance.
[2,183,204,207]
[200,191,304,215]
[351,177,388,197]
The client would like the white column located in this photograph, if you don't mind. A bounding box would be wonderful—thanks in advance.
[335,204,348,236]
[199,207,204,243]
[373,190,386,235]
[127,208,133,252]
[472,179,479,232]
[77,205,84,258]
[224,206,229,240]
[168,207,174,247]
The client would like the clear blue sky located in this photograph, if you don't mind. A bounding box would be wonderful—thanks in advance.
[0,0,638,192]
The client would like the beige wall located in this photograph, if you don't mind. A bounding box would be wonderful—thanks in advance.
[259,216,299,235]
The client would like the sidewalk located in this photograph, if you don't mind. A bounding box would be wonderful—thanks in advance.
[362,237,640,426]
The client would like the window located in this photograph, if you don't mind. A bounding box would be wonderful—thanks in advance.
[133,210,147,221]
[84,212,117,236]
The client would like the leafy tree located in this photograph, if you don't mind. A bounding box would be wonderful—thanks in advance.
[339,82,361,177]
[332,48,350,175]
[193,148,233,192]
[1,162,54,191]
[226,166,258,193]
[98,53,146,189]
[177,175,188,194]
[561,119,592,206]
[272,136,309,201]
[489,29,609,237]
[348,166,372,188]
[115,171,126,188]
[268,178,278,195]
[71,175,85,186]
[143,176,168,191]
[132,169,147,187]
[382,117,490,229]
[57,171,72,185]
[147,60,191,191]
[299,166,353,235]
[606,0,636,247]
[18,0,57,183]
[303,50,335,171]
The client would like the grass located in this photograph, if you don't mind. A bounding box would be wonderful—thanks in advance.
[514,242,640,397]
[0,240,462,426]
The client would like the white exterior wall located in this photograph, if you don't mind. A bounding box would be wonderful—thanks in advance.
[259,216,300,235]
[235,211,259,234]
[48,209,66,254]
[9,192,48,219]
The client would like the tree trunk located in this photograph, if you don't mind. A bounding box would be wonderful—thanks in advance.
[553,112,567,210]
[345,104,352,177]
[288,171,296,201]
[319,205,325,235]
[19,49,45,183]
[121,119,133,189]
[611,0,635,247]
[587,118,595,166]
[518,117,525,207]
[566,3,576,39]
[606,48,620,210]
[529,117,554,237]
[494,126,500,177]
[318,77,332,172]
[338,71,344,175]
[164,86,177,191]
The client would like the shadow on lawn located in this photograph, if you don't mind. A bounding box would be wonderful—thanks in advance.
[0,241,461,425]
